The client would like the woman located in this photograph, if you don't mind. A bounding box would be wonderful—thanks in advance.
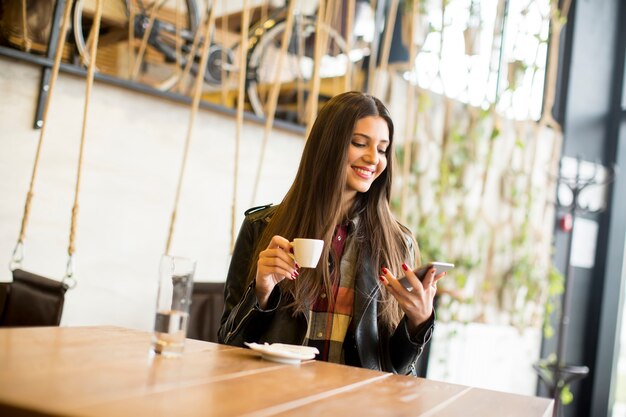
[218,92,444,375]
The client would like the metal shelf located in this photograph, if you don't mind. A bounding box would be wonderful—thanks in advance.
[0,44,304,135]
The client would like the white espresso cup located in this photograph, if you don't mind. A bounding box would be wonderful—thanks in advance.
[291,238,324,268]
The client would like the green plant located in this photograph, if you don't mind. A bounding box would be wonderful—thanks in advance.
[393,90,563,328]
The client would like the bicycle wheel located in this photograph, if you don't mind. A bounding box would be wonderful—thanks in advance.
[246,15,365,121]
[73,0,200,91]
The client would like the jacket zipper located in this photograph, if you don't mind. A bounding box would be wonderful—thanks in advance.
[224,285,255,344]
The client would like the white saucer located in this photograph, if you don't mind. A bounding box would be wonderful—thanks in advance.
[244,342,319,365]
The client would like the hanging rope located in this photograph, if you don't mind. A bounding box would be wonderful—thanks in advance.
[220,0,229,105]
[250,0,297,205]
[65,0,104,286]
[257,0,271,107]
[177,6,206,94]
[10,0,74,271]
[399,0,418,224]
[539,0,572,132]
[296,16,306,124]
[175,0,184,80]
[165,3,217,255]
[372,0,398,97]
[131,0,167,81]
[127,1,136,78]
[304,0,328,138]
[539,0,570,259]
[344,0,356,91]
[230,0,251,252]
[20,0,31,51]
[331,0,342,96]
[366,0,379,94]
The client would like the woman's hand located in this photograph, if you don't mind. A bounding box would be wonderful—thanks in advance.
[255,235,299,308]
[380,263,445,333]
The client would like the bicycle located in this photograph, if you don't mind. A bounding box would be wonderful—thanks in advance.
[73,0,203,90]
[72,0,368,120]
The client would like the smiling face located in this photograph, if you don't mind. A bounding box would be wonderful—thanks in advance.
[344,116,390,201]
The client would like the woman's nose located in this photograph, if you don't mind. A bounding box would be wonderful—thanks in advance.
[363,146,379,164]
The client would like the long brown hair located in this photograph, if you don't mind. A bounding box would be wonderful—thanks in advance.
[249,91,418,330]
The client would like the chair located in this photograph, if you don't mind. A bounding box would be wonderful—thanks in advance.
[187,282,225,343]
[0,269,68,327]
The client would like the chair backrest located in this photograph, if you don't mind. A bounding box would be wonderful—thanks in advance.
[187,282,225,343]
[0,269,68,327]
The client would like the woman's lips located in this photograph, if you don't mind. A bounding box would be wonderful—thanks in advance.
[352,166,374,179]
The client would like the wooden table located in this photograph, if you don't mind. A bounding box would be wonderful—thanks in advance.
[0,326,553,417]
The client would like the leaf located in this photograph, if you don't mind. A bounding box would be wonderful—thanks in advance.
[543,324,554,339]
[561,385,574,405]
[490,127,500,140]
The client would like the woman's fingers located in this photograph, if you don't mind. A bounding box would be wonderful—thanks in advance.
[399,263,424,294]
[267,235,292,252]
[380,265,442,294]
[265,236,299,268]
[262,247,296,265]
[258,236,299,282]
[431,272,446,289]
[258,252,299,280]
[380,265,440,323]
[380,267,411,302]
[419,266,435,287]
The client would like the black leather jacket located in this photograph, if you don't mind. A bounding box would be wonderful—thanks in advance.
[218,205,434,375]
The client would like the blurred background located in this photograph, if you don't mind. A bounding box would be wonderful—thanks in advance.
[1,0,625,416]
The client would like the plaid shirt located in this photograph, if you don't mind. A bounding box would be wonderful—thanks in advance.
[304,223,354,363]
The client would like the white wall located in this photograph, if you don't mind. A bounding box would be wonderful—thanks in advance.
[0,57,302,330]
[427,322,542,395]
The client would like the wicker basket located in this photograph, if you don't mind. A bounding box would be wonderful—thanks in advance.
[0,0,73,60]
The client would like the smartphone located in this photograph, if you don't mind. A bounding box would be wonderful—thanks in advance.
[398,261,454,291]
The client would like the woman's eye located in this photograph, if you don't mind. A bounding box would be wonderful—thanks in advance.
[378,148,387,154]
[351,141,366,148]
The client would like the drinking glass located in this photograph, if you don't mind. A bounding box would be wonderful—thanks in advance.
[151,255,196,357]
